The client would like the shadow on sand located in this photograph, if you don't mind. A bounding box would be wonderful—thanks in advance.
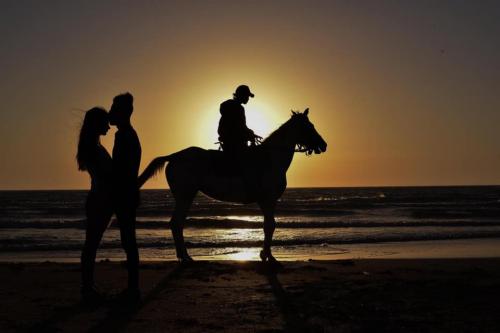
[87,264,186,332]
[29,264,185,332]
[30,262,312,332]
[28,302,92,332]
[258,263,309,333]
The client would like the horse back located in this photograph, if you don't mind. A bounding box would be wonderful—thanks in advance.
[167,146,278,203]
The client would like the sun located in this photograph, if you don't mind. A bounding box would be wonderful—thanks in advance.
[244,100,276,138]
[194,95,280,147]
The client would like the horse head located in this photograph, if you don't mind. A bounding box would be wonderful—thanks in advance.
[290,108,327,155]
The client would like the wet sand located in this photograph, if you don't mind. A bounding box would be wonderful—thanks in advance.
[3,238,500,262]
[1,259,500,332]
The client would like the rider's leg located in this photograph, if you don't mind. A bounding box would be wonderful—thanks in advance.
[233,145,260,198]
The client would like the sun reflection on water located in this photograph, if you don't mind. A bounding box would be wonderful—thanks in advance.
[224,215,262,222]
[224,248,261,261]
[221,228,262,261]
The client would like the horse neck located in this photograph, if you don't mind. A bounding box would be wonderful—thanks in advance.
[262,122,296,172]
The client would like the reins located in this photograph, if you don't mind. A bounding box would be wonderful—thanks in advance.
[215,113,317,155]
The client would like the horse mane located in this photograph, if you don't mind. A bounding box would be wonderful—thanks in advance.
[261,111,302,146]
[262,121,291,145]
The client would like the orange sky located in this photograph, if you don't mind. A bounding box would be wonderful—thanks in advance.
[1,1,499,189]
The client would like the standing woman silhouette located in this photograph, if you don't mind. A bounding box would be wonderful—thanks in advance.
[76,107,113,303]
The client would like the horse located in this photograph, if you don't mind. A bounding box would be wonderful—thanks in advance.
[138,108,327,263]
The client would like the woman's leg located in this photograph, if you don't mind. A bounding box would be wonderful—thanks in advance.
[81,202,112,290]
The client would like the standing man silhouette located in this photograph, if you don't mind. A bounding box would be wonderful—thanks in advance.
[109,92,141,301]
[217,84,259,155]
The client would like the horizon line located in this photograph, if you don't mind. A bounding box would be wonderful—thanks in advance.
[1,184,499,191]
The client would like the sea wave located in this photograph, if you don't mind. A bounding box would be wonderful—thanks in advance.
[2,218,500,229]
[2,231,500,252]
[288,193,386,202]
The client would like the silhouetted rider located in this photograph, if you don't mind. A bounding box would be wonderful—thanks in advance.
[218,85,259,155]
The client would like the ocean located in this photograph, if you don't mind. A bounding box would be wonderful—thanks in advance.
[1,187,499,261]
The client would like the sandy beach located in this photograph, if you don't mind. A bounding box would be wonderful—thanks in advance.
[1,258,500,332]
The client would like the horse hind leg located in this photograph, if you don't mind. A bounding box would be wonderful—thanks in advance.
[170,194,196,262]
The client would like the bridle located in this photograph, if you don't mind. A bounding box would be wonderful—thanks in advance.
[294,144,315,155]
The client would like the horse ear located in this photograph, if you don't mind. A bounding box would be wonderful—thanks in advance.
[291,110,297,115]
[304,108,309,116]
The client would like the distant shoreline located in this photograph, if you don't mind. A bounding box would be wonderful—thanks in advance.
[1,184,500,191]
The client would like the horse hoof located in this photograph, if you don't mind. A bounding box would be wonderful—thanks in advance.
[178,255,194,264]
[260,250,280,264]
[268,256,282,266]
[259,250,267,262]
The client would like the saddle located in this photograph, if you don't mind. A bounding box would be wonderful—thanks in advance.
[197,147,270,203]
[207,147,267,179]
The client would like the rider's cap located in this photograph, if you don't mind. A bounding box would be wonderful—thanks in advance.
[235,85,254,98]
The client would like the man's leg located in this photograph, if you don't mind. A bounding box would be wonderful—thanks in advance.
[116,207,139,291]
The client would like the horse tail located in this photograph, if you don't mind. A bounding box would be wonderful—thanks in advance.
[138,154,172,188]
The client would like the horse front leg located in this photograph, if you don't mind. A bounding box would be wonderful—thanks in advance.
[258,201,278,264]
